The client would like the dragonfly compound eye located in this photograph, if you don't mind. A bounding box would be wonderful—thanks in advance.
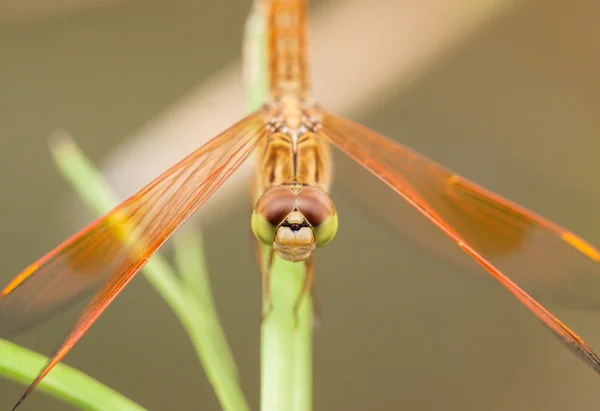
[296,186,338,247]
[252,185,296,245]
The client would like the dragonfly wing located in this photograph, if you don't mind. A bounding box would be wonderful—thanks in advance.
[320,111,600,374]
[1,111,267,407]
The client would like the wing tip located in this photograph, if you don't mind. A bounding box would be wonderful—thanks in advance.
[561,232,600,262]
[11,383,35,411]
[12,397,24,411]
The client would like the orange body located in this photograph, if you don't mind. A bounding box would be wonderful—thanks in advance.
[254,0,331,199]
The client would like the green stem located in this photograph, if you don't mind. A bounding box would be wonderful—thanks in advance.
[0,340,146,411]
[260,252,313,411]
[244,3,313,411]
[49,136,249,411]
[173,232,240,386]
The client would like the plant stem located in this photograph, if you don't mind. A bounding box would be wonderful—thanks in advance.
[0,340,146,411]
[260,253,313,411]
[49,135,249,411]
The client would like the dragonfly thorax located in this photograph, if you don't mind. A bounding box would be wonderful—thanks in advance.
[262,98,322,138]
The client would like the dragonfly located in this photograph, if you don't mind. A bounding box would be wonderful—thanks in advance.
[3,0,600,408]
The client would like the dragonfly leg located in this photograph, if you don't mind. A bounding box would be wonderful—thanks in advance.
[261,247,276,324]
[293,256,314,329]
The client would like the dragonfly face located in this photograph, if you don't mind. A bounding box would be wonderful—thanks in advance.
[252,184,338,261]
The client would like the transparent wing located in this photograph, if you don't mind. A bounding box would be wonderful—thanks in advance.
[320,111,600,374]
[1,111,267,408]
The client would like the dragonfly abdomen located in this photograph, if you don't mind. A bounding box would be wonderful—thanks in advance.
[268,0,310,98]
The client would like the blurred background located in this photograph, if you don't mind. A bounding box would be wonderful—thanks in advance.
[2,0,600,409]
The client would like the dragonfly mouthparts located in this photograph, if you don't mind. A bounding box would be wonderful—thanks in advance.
[281,219,311,231]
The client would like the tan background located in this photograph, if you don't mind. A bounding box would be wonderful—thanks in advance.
[1,0,600,410]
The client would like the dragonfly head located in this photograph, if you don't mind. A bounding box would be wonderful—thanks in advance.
[252,185,338,262]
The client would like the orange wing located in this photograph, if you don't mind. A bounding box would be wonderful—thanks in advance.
[1,111,267,408]
[320,112,600,374]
